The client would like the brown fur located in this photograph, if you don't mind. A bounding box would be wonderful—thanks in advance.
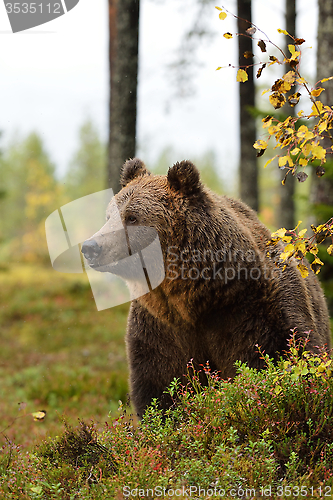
[83,158,331,418]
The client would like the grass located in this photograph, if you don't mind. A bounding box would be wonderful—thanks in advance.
[0,263,129,450]
[0,263,333,499]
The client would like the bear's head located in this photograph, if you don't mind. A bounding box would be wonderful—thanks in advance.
[81,158,211,281]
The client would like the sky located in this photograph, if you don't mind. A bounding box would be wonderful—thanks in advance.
[0,0,318,187]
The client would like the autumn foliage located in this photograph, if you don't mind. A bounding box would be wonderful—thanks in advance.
[216,5,333,275]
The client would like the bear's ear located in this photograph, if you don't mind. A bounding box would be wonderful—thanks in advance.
[120,158,151,187]
[167,160,202,196]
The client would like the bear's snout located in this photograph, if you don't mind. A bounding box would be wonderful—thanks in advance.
[81,239,102,263]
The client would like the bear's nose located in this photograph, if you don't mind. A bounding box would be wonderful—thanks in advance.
[81,239,102,261]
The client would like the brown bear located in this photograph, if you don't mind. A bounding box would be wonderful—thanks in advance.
[81,158,331,418]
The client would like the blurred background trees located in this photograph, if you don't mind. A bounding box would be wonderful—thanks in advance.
[0,133,61,261]
[64,119,106,200]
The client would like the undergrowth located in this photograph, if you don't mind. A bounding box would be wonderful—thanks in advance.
[1,334,333,499]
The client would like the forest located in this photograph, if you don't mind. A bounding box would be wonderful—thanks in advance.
[0,0,333,498]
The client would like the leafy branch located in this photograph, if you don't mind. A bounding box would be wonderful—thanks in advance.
[267,219,333,278]
[216,5,333,179]
[215,5,333,274]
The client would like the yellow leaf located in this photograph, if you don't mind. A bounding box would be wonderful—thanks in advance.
[311,145,326,160]
[309,101,323,117]
[216,66,222,71]
[219,11,227,20]
[318,121,327,133]
[295,241,306,254]
[223,32,233,39]
[262,89,270,96]
[269,92,286,109]
[297,125,309,133]
[297,110,304,117]
[263,156,277,168]
[298,228,307,237]
[297,263,309,278]
[215,6,223,10]
[281,82,292,93]
[302,143,312,156]
[311,257,324,274]
[311,88,325,97]
[31,410,47,421]
[284,243,295,253]
[328,245,333,256]
[278,156,288,167]
[280,249,293,262]
[280,252,288,261]
[236,69,248,82]
[268,57,279,67]
[290,147,300,155]
[283,71,296,84]
[287,155,294,166]
[279,155,294,167]
[309,246,318,255]
[253,139,268,150]
[320,76,333,83]
[288,92,301,106]
[296,125,309,138]
[299,158,308,167]
[262,116,272,128]
[288,45,301,60]
[268,125,280,135]
[271,227,287,239]
[288,44,296,55]
[271,78,291,93]
[277,29,289,35]
[304,131,315,142]
[290,50,300,61]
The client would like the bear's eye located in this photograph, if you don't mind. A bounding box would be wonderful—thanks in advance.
[127,215,137,224]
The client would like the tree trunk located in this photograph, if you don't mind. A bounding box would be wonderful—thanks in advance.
[108,0,140,194]
[279,0,296,230]
[312,0,333,213]
[237,0,258,212]
[312,0,333,315]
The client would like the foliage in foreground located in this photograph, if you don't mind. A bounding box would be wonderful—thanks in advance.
[1,335,333,499]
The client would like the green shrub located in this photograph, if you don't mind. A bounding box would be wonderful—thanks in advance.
[3,334,333,498]
[121,333,333,490]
